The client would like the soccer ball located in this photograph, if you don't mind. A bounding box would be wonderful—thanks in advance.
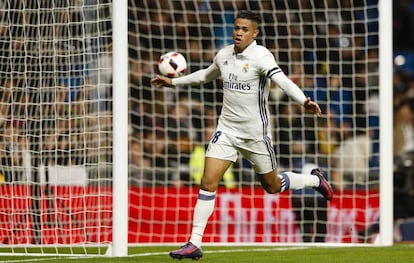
[158,52,187,78]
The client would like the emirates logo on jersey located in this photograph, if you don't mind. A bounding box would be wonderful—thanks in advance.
[242,64,249,73]
[223,80,251,90]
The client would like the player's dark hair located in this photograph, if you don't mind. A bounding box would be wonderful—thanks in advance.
[236,10,261,25]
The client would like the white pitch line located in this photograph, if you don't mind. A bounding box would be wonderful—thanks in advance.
[131,246,308,257]
[0,258,61,263]
[0,247,310,262]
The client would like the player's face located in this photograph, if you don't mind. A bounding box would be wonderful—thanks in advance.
[233,18,259,53]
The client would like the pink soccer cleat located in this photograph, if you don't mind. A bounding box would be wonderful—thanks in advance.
[169,242,203,260]
[311,168,334,201]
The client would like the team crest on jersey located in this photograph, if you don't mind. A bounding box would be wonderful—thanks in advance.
[242,64,249,73]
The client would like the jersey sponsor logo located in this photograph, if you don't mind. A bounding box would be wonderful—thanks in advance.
[223,80,251,90]
[223,72,251,90]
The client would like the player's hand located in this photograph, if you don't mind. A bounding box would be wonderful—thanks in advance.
[304,97,321,116]
[151,75,174,88]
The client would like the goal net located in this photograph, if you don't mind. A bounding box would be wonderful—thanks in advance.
[0,0,113,255]
[128,0,388,245]
[0,0,391,257]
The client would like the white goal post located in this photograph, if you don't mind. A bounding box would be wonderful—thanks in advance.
[0,0,115,257]
[112,0,128,257]
[0,0,393,258]
[378,0,393,246]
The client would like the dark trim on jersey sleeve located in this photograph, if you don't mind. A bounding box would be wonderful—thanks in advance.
[267,67,282,79]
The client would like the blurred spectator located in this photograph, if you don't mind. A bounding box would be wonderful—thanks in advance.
[0,122,25,182]
[393,99,414,216]
[129,136,151,186]
[0,79,12,127]
[393,93,414,220]
[393,0,414,50]
[89,43,113,112]
[167,98,195,166]
[277,102,308,170]
[185,40,217,103]
[142,129,174,185]
[1,124,16,180]
[326,75,353,128]
[316,108,340,167]
[44,118,70,166]
[393,99,414,160]
[86,111,113,165]
[331,126,373,191]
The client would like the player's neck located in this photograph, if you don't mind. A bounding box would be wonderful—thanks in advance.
[234,40,255,54]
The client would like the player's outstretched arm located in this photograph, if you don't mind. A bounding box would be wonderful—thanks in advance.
[304,97,322,116]
[269,70,321,116]
[152,61,221,89]
[151,75,174,88]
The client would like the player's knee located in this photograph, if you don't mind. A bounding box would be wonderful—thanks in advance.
[258,171,282,194]
[262,183,281,194]
[200,176,220,192]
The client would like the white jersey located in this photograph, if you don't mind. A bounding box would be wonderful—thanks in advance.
[214,41,277,138]
[172,40,307,139]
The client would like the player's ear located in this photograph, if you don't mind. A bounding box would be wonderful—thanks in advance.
[253,28,259,38]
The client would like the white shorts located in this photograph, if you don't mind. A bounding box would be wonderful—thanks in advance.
[205,130,277,174]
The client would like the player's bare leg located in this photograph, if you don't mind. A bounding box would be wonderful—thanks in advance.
[200,157,232,192]
[170,157,232,260]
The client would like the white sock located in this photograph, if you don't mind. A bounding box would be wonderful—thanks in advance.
[189,189,216,248]
[278,171,320,191]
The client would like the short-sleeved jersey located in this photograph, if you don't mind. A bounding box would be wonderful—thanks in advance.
[214,40,281,139]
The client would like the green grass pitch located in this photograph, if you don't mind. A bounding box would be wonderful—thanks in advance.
[0,244,413,263]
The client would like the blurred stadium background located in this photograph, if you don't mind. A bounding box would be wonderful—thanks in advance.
[0,0,412,257]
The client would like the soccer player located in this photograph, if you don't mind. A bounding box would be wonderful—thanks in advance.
[151,10,334,260]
